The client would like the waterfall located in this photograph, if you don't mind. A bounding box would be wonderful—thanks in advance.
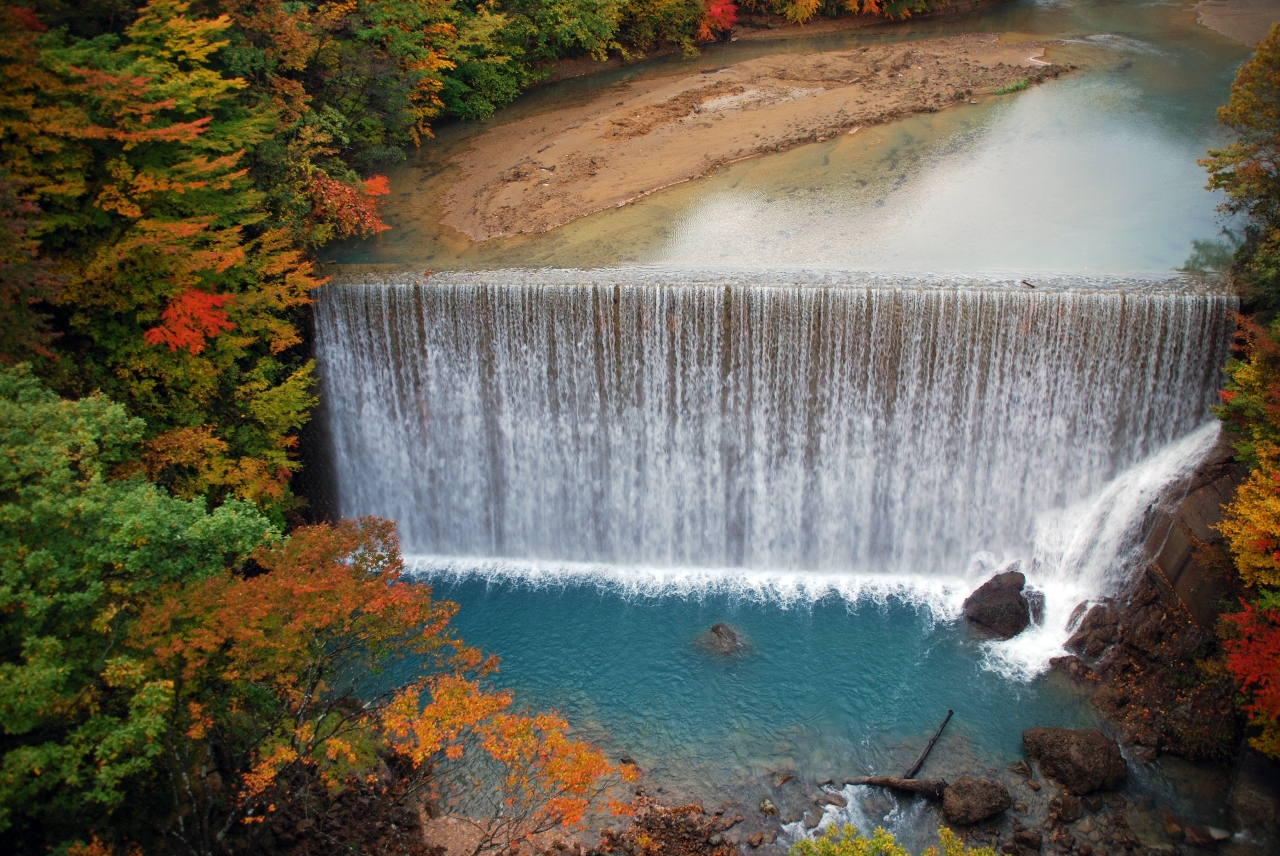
[315,270,1232,601]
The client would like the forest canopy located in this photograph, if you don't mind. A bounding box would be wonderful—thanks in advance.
[1206,22,1280,762]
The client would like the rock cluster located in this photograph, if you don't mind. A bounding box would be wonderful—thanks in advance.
[1053,569,1241,763]
[588,800,735,856]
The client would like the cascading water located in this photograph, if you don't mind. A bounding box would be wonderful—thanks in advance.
[317,271,1229,617]
[316,269,1235,834]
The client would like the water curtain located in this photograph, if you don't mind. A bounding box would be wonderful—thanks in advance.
[316,271,1231,587]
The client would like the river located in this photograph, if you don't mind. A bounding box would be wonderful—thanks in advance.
[315,0,1258,851]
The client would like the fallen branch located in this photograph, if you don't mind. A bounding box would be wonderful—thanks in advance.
[904,709,953,779]
[842,777,948,801]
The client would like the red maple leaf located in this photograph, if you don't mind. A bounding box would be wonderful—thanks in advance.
[144,288,235,354]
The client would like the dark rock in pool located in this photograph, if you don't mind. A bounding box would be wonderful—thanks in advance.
[1013,829,1043,851]
[942,775,1011,825]
[1022,727,1127,794]
[962,570,1031,639]
[697,622,747,655]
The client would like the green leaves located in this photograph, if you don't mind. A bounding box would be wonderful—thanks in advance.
[1201,23,1280,310]
[0,367,276,848]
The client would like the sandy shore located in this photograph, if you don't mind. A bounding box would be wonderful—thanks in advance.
[1194,0,1278,46]
[441,34,1068,240]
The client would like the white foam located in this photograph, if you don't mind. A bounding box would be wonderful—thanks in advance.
[405,553,970,619]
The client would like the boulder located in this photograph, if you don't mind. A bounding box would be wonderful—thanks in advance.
[963,571,1031,639]
[942,776,1011,826]
[1022,727,1127,794]
[1050,655,1095,683]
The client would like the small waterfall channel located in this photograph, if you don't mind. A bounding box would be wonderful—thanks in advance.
[317,271,1230,627]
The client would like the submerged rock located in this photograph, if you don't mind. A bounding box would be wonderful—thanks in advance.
[1022,727,1127,794]
[962,570,1031,639]
[1006,759,1032,779]
[942,775,1010,825]
[697,622,748,655]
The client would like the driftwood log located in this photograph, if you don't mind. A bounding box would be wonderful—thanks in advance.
[904,709,953,778]
[842,777,948,801]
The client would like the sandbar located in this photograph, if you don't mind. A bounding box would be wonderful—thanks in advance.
[1194,0,1278,46]
[441,33,1068,241]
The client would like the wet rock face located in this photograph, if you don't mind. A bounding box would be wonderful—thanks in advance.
[1084,569,1241,763]
[1066,602,1119,657]
[963,571,1031,639]
[943,775,1011,826]
[1022,728,1127,795]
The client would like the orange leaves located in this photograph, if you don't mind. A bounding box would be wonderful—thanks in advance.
[305,170,392,239]
[846,0,883,15]
[121,514,623,847]
[244,743,300,796]
[143,288,236,353]
[363,174,391,196]
[467,709,620,834]
[384,674,514,766]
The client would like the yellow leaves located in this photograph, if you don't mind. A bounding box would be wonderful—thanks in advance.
[102,657,149,690]
[1219,441,1280,587]
[92,603,123,635]
[780,0,820,24]
[791,826,996,856]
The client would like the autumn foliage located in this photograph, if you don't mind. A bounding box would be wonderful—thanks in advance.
[0,368,624,856]
[1222,594,1280,758]
[1209,24,1280,763]
[696,0,736,43]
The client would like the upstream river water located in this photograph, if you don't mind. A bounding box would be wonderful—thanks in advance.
[326,0,1250,274]
[317,0,1259,850]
